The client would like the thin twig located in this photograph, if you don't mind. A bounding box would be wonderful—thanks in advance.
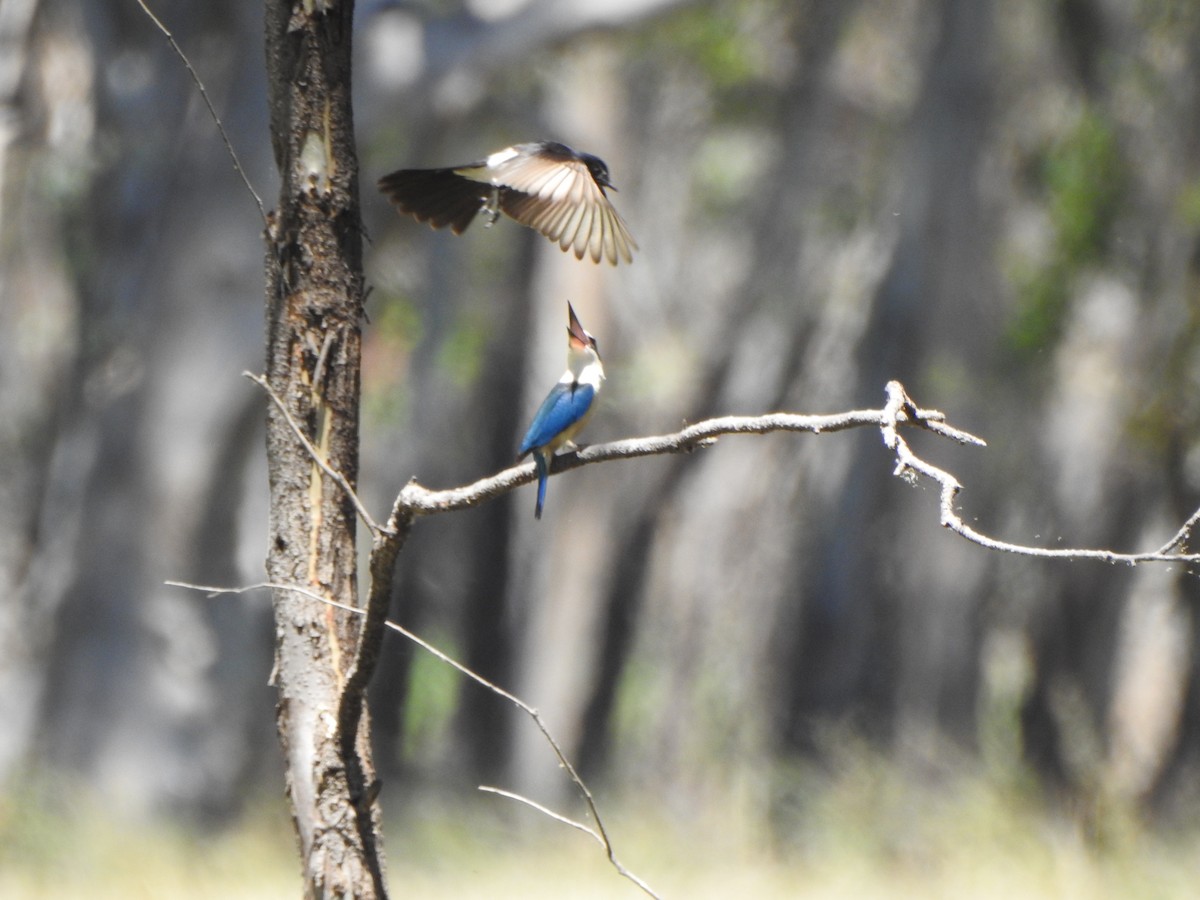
[477,786,602,842]
[246,371,385,536]
[170,578,661,899]
[475,784,663,898]
[1158,504,1200,555]
[134,0,268,225]
[166,579,318,603]
[879,381,1200,566]
[378,621,659,896]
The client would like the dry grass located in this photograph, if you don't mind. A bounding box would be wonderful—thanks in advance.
[3,761,1198,899]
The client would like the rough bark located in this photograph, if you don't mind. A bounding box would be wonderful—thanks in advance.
[262,0,385,895]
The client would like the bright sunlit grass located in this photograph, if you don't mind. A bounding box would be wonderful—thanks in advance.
[3,756,1199,899]
[0,787,300,900]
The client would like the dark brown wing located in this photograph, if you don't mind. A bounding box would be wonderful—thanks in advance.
[493,155,636,265]
[377,168,489,235]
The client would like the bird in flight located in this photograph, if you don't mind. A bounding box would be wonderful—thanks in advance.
[378,141,637,265]
[517,302,605,519]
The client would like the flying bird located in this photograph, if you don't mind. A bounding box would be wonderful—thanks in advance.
[378,141,637,265]
[517,302,605,519]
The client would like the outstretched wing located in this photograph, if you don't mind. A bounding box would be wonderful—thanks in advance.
[518,381,597,458]
[377,167,489,235]
[494,155,637,265]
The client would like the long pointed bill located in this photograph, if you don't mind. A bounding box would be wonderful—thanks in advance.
[567,301,589,349]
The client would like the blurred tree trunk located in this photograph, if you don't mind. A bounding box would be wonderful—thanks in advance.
[783,0,996,756]
[262,0,384,895]
[0,0,73,779]
[3,0,276,819]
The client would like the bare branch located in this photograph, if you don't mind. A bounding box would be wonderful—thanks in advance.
[246,371,386,537]
[247,370,1200,586]
[1158,504,1200,555]
[395,378,1198,567]
[396,403,968,516]
[134,0,267,225]
[171,578,661,899]
[251,370,1200,566]
[394,378,1200,565]
[377,620,659,896]
[879,382,1200,566]
[171,374,1200,896]
[477,786,603,842]
[166,578,318,603]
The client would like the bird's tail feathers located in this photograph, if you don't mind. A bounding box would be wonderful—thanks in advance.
[534,453,548,520]
[378,168,486,234]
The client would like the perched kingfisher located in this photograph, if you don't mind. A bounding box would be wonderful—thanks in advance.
[517,302,605,519]
[378,141,637,265]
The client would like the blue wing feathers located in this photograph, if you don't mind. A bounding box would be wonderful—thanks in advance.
[519,379,596,518]
[519,382,595,456]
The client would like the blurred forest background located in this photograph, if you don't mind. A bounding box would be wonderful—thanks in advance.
[5,0,1200,894]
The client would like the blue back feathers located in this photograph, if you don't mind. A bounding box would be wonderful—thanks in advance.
[519,381,596,457]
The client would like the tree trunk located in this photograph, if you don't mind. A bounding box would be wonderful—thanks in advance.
[262,1,385,896]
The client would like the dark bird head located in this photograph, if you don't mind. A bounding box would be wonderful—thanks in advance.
[581,153,616,192]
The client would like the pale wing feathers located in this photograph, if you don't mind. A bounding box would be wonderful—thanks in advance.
[496,156,637,265]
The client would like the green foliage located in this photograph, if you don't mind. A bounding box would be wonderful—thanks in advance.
[692,128,777,216]
[362,293,420,428]
[401,634,462,764]
[373,292,423,351]
[1175,176,1200,229]
[1007,108,1127,357]
[641,0,789,92]
[1007,258,1073,358]
[1044,110,1124,266]
[438,313,489,388]
[659,2,761,88]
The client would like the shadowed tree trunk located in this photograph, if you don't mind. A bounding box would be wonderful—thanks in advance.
[262,0,385,895]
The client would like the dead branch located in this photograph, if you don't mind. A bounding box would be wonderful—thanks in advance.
[177,376,1200,896]
[231,375,1200,895]
[393,383,982,517]
[167,579,661,900]
[250,370,1200,564]
[880,382,1200,565]
[134,0,266,225]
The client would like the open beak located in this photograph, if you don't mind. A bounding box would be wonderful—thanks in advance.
[567,301,590,348]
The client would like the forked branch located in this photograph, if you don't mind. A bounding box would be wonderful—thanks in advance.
[255,367,1200,564]
[168,579,662,899]
[879,382,1200,565]
[201,378,1200,896]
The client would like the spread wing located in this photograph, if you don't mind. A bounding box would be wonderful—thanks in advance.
[494,155,637,265]
[377,167,489,234]
[518,382,596,458]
